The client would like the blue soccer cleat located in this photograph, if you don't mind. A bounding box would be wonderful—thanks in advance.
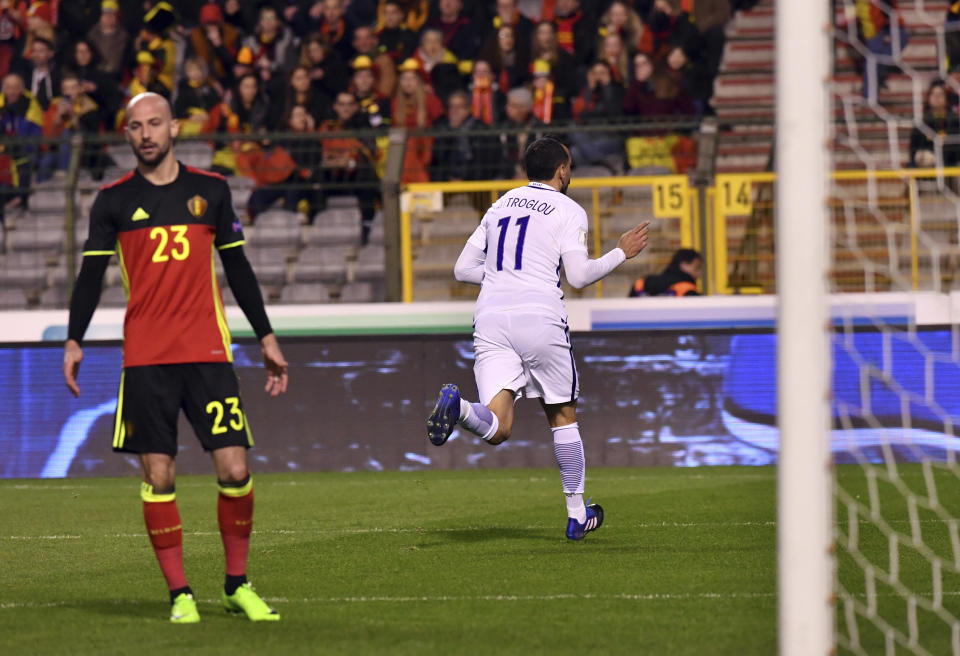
[566,503,604,540]
[427,383,460,446]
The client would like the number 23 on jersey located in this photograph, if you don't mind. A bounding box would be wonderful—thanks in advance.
[150,225,190,263]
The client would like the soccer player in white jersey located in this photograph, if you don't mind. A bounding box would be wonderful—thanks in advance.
[426,137,650,540]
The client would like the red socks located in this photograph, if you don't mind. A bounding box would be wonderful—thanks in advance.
[217,475,253,577]
[141,483,188,592]
[141,475,253,595]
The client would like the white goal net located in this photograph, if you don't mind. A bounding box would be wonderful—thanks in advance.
[826,1,960,654]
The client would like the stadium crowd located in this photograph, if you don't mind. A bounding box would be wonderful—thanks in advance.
[0,0,758,229]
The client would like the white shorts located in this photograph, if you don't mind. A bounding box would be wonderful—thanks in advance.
[472,311,579,406]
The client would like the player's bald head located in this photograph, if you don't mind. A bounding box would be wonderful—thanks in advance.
[126,92,172,122]
[125,92,178,169]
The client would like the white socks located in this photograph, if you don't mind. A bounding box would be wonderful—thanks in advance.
[553,423,586,522]
[459,398,499,442]
[565,493,586,524]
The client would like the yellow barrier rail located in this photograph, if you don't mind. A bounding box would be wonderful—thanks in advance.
[714,168,960,295]
[401,176,694,303]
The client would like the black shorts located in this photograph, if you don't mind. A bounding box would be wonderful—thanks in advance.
[112,363,253,455]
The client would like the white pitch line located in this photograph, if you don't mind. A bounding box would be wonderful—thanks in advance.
[1,522,778,541]
[0,473,776,492]
[0,592,775,610]
[12,516,960,541]
[12,589,960,611]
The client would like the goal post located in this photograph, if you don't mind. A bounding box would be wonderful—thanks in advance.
[776,0,835,654]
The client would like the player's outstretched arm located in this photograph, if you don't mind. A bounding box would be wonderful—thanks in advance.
[261,333,288,397]
[562,222,650,290]
[617,221,651,259]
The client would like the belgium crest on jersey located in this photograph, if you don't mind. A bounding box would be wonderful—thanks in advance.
[187,194,208,218]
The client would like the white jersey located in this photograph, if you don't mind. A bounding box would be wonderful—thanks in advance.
[467,181,588,320]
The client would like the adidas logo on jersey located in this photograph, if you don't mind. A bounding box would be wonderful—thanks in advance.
[132,207,150,221]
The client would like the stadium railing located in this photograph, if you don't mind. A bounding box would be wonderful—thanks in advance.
[714,168,960,295]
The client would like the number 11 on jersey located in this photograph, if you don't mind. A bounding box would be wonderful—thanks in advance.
[495,215,530,271]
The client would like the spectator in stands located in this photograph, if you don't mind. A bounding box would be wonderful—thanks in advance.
[0,72,42,213]
[173,57,222,136]
[125,50,169,103]
[430,89,498,181]
[664,45,704,114]
[639,0,700,63]
[531,21,578,106]
[570,60,626,171]
[376,0,429,35]
[87,0,129,80]
[12,35,57,109]
[243,5,300,80]
[909,80,960,168]
[223,0,254,35]
[229,72,270,134]
[623,51,694,117]
[309,0,355,61]
[203,71,269,174]
[691,0,730,113]
[318,90,378,243]
[412,26,461,100]
[629,248,702,297]
[38,73,102,181]
[487,0,534,53]
[391,58,442,182]
[351,25,396,98]
[553,0,596,67]
[479,24,530,93]
[248,104,319,222]
[598,1,645,53]
[469,59,505,125]
[351,55,390,126]
[0,0,26,80]
[573,61,625,120]
[376,0,418,63]
[496,86,545,179]
[281,64,333,127]
[599,31,629,85]
[20,1,53,63]
[69,38,120,131]
[426,0,481,62]
[855,0,908,99]
[133,2,177,92]
[530,58,570,124]
[299,33,349,105]
[622,51,696,173]
[188,3,241,89]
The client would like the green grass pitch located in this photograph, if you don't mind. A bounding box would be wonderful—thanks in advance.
[3,466,780,654]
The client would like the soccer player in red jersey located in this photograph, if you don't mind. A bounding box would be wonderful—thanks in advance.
[63,92,288,624]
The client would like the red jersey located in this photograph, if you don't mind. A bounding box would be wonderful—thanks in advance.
[82,163,245,367]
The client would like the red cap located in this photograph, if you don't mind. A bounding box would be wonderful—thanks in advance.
[199,3,223,25]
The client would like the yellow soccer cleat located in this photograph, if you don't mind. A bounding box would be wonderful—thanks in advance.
[222,582,280,621]
[170,592,200,624]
